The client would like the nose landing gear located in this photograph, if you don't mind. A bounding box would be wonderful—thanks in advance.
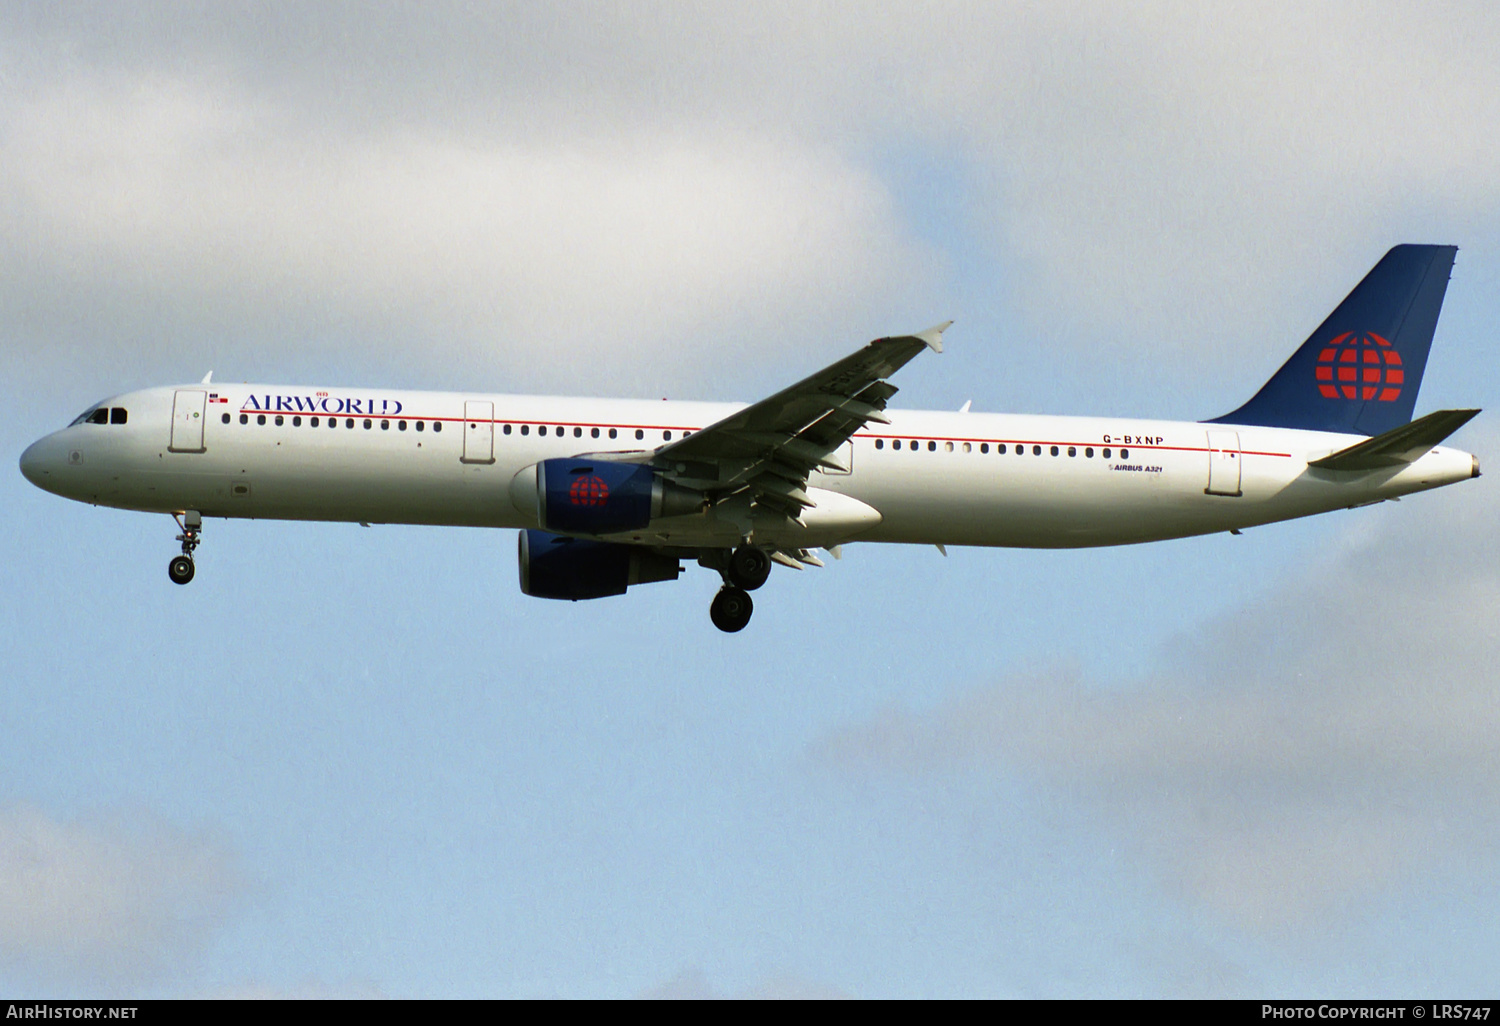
[169,510,202,585]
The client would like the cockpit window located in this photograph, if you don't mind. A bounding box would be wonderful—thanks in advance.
[68,403,129,426]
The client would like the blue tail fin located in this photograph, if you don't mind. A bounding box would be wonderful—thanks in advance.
[1209,244,1456,435]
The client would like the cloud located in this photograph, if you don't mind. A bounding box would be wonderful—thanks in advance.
[0,68,935,393]
[817,458,1500,927]
[6,2,1499,396]
[0,804,240,982]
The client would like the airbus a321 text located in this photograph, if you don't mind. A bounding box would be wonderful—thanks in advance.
[20,245,1481,632]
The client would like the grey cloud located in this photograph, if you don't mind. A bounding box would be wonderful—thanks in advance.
[4,3,1499,392]
[817,456,1500,926]
[0,804,241,982]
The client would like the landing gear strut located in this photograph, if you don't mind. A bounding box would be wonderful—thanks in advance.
[169,510,202,585]
[710,586,753,633]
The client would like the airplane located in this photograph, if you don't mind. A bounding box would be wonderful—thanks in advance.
[18,244,1481,632]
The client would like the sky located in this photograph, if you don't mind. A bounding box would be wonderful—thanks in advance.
[2,1,1498,998]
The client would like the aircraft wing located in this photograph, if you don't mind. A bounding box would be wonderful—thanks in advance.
[1309,408,1480,471]
[648,322,951,520]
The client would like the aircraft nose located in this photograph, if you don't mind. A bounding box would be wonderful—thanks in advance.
[19,435,61,490]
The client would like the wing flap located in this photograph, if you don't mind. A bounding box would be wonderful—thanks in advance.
[650,324,950,524]
[656,323,950,469]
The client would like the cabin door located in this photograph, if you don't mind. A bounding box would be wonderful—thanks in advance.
[462,400,495,464]
[169,390,207,453]
[1205,430,1242,497]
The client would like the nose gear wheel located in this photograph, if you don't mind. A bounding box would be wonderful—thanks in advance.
[168,510,202,586]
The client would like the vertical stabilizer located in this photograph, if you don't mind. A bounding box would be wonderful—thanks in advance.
[1210,245,1456,435]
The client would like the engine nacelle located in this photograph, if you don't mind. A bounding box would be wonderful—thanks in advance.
[512,457,705,535]
[518,530,682,601]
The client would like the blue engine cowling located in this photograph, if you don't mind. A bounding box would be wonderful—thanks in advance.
[532,458,703,535]
[518,530,682,601]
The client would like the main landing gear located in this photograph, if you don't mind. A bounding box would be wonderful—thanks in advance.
[168,510,202,585]
[710,585,753,633]
[727,545,772,591]
[708,545,771,633]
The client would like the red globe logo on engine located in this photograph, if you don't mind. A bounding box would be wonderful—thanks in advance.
[568,474,610,506]
[1315,331,1404,401]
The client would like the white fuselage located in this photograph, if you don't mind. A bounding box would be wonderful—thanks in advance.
[19,383,1479,551]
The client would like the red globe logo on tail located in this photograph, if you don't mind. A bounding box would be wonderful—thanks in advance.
[1315,331,1404,401]
[568,474,610,506]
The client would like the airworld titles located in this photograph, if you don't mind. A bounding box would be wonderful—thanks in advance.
[242,393,404,416]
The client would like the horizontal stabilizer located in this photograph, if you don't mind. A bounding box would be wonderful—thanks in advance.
[1309,408,1480,471]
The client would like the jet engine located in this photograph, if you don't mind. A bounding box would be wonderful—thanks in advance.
[518,529,682,601]
[511,458,705,535]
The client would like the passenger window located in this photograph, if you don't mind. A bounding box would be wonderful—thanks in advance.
[635,429,644,440]
[240,414,248,425]
[1120,448,1127,459]
[398,420,407,431]
[1068,446,1076,457]
[345,418,354,429]
[591,427,600,438]
[892,439,902,450]
[996,444,1005,454]
[364,419,372,429]
[980,442,988,453]
[111,408,127,425]
[417,421,425,432]
[272,415,281,426]
[945,441,954,452]
[574,427,583,438]
[539,425,547,436]
[1102,447,1110,458]
[381,420,390,430]
[609,428,617,439]
[311,416,319,427]
[1085,447,1094,458]
[293,416,302,427]
[927,441,936,451]
[433,422,441,432]
[663,431,672,441]
[258,414,267,426]
[1049,445,1058,456]
[875,439,884,449]
[221,413,230,424]
[1031,445,1040,455]
[502,423,511,434]
[520,424,529,435]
